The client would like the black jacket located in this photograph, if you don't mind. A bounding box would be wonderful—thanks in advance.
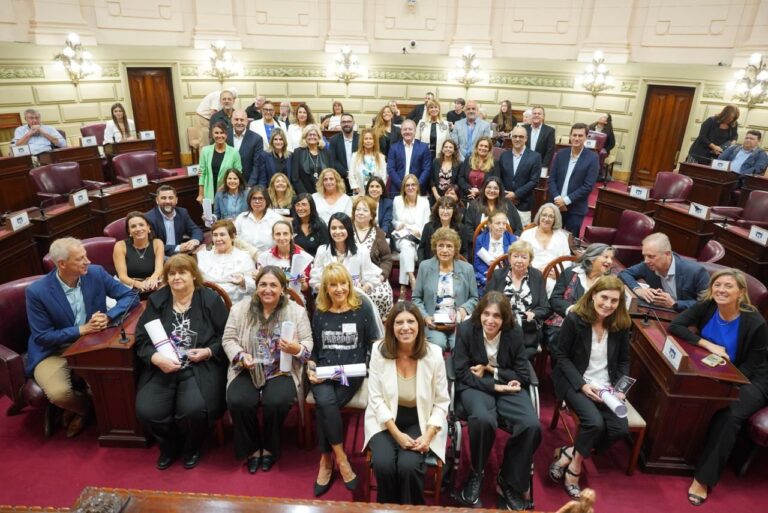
[463,199,523,236]
[525,123,556,168]
[378,126,401,158]
[494,148,542,211]
[290,146,333,195]
[226,129,263,185]
[457,159,500,201]
[328,132,359,178]
[430,158,461,197]
[550,267,585,318]
[417,221,472,264]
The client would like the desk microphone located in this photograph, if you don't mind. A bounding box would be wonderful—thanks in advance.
[98,187,105,197]
[116,291,140,344]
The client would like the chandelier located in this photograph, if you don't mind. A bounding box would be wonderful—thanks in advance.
[332,47,364,85]
[53,33,100,85]
[575,51,615,96]
[726,53,768,108]
[200,40,242,85]
[449,46,484,92]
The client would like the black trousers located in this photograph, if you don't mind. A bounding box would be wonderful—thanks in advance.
[368,406,426,505]
[461,387,541,493]
[226,372,297,461]
[696,382,768,487]
[136,368,208,458]
[311,377,363,453]
[564,387,628,459]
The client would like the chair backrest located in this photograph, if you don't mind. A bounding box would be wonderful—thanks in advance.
[42,237,118,275]
[471,217,515,250]
[612,211,654,266]
[587,131,607,152]
[28,162,82,196]
[112,151,161,181]
[0,275,43,356]
[485,253,509,282]
[286,288,305,307]
[697,240,725,263]
[742,191,768,222]
[204,281,232,310]
[542,255,578,284]
[491,146,506,161]
[650,172,693,201]
[700,262,768,317]
[103,217,127,240]
[80,123,106,146]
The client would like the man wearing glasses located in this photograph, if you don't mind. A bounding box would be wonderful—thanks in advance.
[494,126,542,225]
[328,113,358,192]
[248,101,287,150]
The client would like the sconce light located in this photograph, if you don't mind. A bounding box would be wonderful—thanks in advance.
[53,33,100,85]
[199,40,243,85]
[575,50,615,96]
[726,53,768,108]
[449,46,485,92]
[330,47,365,85]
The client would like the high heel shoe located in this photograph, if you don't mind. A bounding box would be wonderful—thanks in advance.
[549,446,572,482]
[338,459,358,491]
[563,464,582,499]
[313,460,334,497]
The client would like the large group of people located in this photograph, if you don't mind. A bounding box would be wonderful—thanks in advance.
[17,93,768,510]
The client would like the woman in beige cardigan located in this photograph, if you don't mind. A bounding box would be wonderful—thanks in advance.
[222,266,313,474]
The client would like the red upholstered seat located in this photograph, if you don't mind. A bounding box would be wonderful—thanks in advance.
[711,190,768,229]
[28,162,107,204]
[749,407,768,447]
[112,151,174,183]
[42,237,117,276]
[103,217,126,240]
[583,210,654,266]
[650,172,693,202]
[80,123,106,146]
[696,239,725,263]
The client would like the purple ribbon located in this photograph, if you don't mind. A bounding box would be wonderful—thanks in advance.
[332,366,349,386]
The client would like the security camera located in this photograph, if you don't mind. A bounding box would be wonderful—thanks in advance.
[409,40,416,48]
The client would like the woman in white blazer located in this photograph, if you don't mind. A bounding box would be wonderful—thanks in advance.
[364,302,450,505]
[415,100,451,161]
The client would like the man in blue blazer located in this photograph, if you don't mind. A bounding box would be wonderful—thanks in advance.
[718,130,768,175]
[26,237,137,437]
[145,185,204,256]
[619,233,710,312]
[226,109,263,185]
[386,119,432,195]
[495,126,543,225]
[548,123,599,236]
[451,100,491,159]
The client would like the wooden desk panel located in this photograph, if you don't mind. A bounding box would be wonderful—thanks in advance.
[0,155,35,212]
[64,303,148,447]
[103,140,157,157]
[678,162,738,206]
[739,174,768,207]
[532,176,548,214]
[712,224,768,283]
[29,202,94,256]
[38,146,104,182]
[629,319,746,473]
[653,203,724,257]
[592,187,657,228]
[0,224,42,284]
[88,184,154,233]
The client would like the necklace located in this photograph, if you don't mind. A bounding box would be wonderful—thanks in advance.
[308,151,320,178]
[354,226,373,244]
[133,243,149,260]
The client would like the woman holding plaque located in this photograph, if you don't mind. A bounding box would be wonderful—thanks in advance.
[669,269,768,506]
[549,275,631,499]
[223,266,313,473]
[134,254,229,471]
[308,263,381,496]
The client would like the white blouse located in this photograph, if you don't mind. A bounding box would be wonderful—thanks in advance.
[103,119,136,143]
[309,244,383,291]
[392,195,431,235]
[286,124,305,152]
[583,328,610,389]
[234,209,283,253]
[312,192,353,225]
[196,247,256,305]
[349,153,388,192]
[520,227,572,271]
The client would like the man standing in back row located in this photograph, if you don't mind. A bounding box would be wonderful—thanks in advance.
[525,105,556,168]
[495,126,542,226]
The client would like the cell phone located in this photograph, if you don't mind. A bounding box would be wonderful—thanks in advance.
[701,353,727,367]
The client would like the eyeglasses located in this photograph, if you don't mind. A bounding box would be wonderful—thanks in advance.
[251,197,266,202]
[405,184,417,188]
[262,108,275,112]
[511,135,525,139]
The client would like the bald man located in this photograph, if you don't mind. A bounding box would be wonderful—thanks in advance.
[226,109,263,184]
[451,100,492,159]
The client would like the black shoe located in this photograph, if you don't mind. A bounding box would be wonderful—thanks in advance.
[183,451,201,470]
[314,473,334,497]
[156,452,176,471]
[496,474,529,511]
[261,454,275,472]
[458,470,484,507]
[247,456,261,474]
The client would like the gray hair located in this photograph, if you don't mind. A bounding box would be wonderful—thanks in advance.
[534,202,563,230]
[643,232,672,252]
[299,124,326,149]
[577,243,615,275]
[24,108,40,118]
[49,237,82,264]
[401,119,416,130]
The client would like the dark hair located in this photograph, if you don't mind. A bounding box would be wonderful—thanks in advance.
[747,129,762,140]
[327,213,357,256]
[454,98,466,106]
[714,105,740,126]
[478,175,510,218]
[124,211,154,240]
[156,184,176,196]
[429,195,460,226]
[250,265,289,323]
[291,192,319,222]
[162,254,204,289]
[379,301,428,360]
[471,291,515,330]
[341,112,355,121]
[217,168,245,194]
[246,186,272,212]
[365,176,387,196]
[211,121,228,134]
[445,184,465,210]
[295,103,316,125]
[439,139,461,167]
[110,102,131,140]
[570,122,589,135]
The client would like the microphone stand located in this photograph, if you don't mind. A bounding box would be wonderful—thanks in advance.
[116,292,140,344]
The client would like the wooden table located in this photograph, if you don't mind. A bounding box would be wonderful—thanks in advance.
[712,224,768,284]
[29,202,94,256]
[629,319,747,473]
[0,224,42,284]
[592,187,658,228]
[38,146,104,183]
[0,155,35,212]
[678,162,739,206]
[739,174,768,207]
[64,303,148,448]
[88,183,154,233]
[653,202,724,257]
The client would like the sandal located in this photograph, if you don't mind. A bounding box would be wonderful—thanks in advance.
[563,464,581,500]
[548,446,573,482]
[687,492,707,507]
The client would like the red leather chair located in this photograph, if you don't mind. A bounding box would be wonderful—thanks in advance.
[711,190,768,229]
[80,123,106,146]
[583,210,654,267]
[28,162,107,204]
[696,240,725,263]
[491,146,507,161]
[42,237,117,276]
[112,151,174,184]
[650,172,693,202]
[739,407,768,475]
[103,217,127,240]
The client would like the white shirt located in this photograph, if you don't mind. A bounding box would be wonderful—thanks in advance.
[344,136,354,170]
[286,124,304,152]
[583,328,610,389]
[511,149,524,175]
[309,244,383,291]
[196,247,256,304]
[232,130,245,151]
[234,209,282,253]
[520,228,572,272]
[530,125,541,152]
[392,195,431,234]
[312,192,353,225]
[104,119,136,144]
[404,141,414,175]
[561,150,582,205]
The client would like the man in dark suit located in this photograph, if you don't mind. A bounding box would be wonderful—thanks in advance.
[386,119,432,195]
[226,109,263,185]
[26,237,137,437]
[407,91,434,122]
[548,123,599,236]
[525,105,556,168]
[619,233,710,312]
[145,185,204,256]
[327,113,358,192]
[495,125,542,225]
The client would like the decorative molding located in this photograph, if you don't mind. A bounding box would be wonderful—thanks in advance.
[702,86,725,99]
[243,67,326,78]
[181,65,199,77]
[620,81,639,93]
[489,73,574,88]
[0,66,45,79]
[368,69,448,81]
[100,66,120,78]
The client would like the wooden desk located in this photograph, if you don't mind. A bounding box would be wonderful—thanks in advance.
[151,172,202,225]
[0,155,35,212]
[678,162,739,206]
[712,224,768,283]
[592,187,657,228]
[88,184,154,233]
[739,174,768,207]
[64,303,148,448]
[0,224,42,284]
[629,319,747,473]
[38,146,104,182]
[653,202,724,257]
[532,176,548,214]
[29,202,94,256]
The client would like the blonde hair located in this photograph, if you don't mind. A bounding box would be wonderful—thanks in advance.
[267,172,295,208]
[425,99,442,120]
[703,268,755,312]
[315,263,362,312]
[299,124,326,149]
[399,174,421,201]
[469,136,495,172]
[507,239,534,261]
[352,128,385,171]
[315,168,346,195]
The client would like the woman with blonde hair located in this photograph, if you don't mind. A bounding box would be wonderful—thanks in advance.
[349,128,387,194]
[291,124,332,195]
[267,172,295,217]
[416,99,451,161]
[392,174,431,296]
[372,104,402,157]
[458,136,496,201]
[312,168,352,224]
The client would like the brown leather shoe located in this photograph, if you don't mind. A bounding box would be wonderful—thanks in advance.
[66,413,87,438]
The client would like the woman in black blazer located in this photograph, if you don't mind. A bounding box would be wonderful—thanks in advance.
[365,176,393,236]
[486,240,552,359]
[290,124,332,195]
[454,291,540,510]
[669,268,768,506]
[464,176,523,236]
[549,275,632,500]
[252,129,291,187]
[417,196,472,264]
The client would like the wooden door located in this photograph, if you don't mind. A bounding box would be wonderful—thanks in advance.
[630,85,695,186]
[127,68,180,169]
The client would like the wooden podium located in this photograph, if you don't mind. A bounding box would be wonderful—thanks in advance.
[38,146,104,182]
[629,319,747,473]
[592,187,658,228]
[653,202,724,257]
[678,162,739,206]
[739,174,768,207]
[712,224,768,284]
[0,155,35,212]
[29,202,94,256]
[0,224,42,284]
[64,303,148,448]
[88,183,154,233]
